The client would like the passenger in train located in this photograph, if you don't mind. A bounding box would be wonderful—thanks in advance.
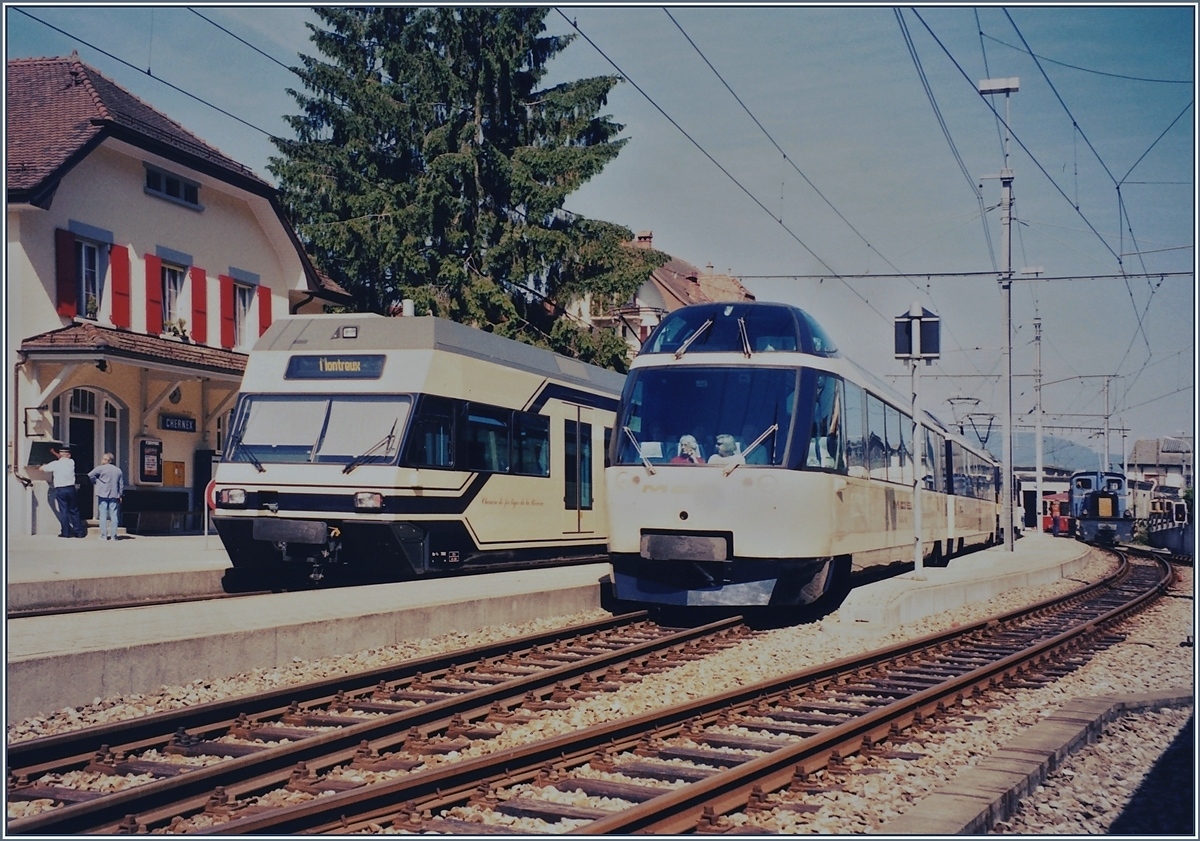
[671,434,704,464]
[708,433,740,464]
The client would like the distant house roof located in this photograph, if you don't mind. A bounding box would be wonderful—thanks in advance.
[630,231,754,310]
[6,54,350,306]
[20,321,247,379]
[1128,436,1194,468]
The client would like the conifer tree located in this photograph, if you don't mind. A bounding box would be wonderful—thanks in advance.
[270,7,665,370]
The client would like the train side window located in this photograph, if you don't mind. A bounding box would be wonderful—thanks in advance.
[463,404,510,473]
[897,409,913,485]
[805,374,845,473]
[406,396,456,468]
[512,412,550,477]
[866,394,887,480]
[927,431,944,492]
[843,381,866,478]
[950,442,967,496]
[564,419,593,510]
[884,402,902,483]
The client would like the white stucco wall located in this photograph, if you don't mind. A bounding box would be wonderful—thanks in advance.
[7,138,314,536]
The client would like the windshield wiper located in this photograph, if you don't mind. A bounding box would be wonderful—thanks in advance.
[228,431,265,473]
[722,423,779,476]
[623,426,657,475]
[674,318,714,359]
[342,419,398,475]
[737,316,752,358]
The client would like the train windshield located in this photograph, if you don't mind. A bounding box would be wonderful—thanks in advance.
[613,367,798,467]
[226,394,411,465]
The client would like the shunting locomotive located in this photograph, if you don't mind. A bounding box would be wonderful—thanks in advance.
[211,313,622,583]
[1069,470,1134,546]
[605,301,1001,608]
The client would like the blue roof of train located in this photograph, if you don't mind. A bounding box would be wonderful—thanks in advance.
[254,313,625,395]
[641,301,840,358]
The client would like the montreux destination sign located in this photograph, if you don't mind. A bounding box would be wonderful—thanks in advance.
[285,355,386,379]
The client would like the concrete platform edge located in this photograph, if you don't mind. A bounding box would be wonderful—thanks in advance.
[879,689,1195,835]
[7,569,228,611]
[6,582,600,722]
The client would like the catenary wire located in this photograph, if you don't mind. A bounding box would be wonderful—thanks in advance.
[14,8,278,139]
[553,9,894,324]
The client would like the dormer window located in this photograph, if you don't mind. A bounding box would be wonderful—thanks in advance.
[144,165,202,210]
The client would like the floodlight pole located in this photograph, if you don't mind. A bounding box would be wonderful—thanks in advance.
[1035,317,1043,532]
[979,77,1019,552]
[910,303,925,578]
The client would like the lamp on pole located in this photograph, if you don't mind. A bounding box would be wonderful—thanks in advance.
[979,76,1019,551]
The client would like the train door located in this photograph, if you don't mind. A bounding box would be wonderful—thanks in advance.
[562,406,596,534]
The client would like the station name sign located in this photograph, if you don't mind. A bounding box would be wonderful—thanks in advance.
[159,413,197,433]
[285,354,386,379]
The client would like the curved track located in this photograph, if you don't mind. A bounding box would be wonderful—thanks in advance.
[9,549,1168,835]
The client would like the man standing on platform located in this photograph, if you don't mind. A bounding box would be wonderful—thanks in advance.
[88,452,125,541]
[46,444,85,538]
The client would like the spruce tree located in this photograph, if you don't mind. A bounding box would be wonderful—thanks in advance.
[270,7,665,370]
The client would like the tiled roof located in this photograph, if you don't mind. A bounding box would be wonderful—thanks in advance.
[20,321,247,378]
[650,257,755,309]
[7,55,265,198]
[627,231,754,311]
[8,55,350,305]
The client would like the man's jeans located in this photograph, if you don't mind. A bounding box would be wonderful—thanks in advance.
[97,497,120,539]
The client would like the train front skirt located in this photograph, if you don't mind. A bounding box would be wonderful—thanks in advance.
[611,555,835,607]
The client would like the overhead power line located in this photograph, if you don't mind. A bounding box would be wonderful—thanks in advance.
[188,7,298,74]
[980,32,1193,84]
[15,8,278,139]
[554,8,893,324]
[663,8,906,277]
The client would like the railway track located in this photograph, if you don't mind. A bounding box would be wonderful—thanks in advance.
[6,610,756,834]
[27,547,1164,836]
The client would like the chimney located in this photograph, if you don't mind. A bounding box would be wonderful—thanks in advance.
[634,231,653,249]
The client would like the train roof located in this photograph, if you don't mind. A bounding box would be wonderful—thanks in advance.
[253,313,625,395]
[640,301,840,358]
[633,301,995,463]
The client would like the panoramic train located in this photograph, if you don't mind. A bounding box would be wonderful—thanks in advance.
[211,313,623,584]
[1068,469,1134,546]
[605,301,1001,608]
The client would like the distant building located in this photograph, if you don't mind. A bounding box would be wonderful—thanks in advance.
[6,54,349,536]
[1125,436,1193,496]
[569,230,755,352]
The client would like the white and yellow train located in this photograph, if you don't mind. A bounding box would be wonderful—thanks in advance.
[605,301,1001,608]
[211,313,621,583]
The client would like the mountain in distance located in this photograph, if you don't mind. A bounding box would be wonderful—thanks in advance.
[969,431,1108,473]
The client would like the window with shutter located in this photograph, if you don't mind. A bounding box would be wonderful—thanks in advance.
[109,245,131,328]
[191,267,208,344]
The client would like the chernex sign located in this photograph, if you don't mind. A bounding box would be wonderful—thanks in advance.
[285,355,386,379]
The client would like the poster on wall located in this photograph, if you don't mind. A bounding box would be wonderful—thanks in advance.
[139,438,163,484]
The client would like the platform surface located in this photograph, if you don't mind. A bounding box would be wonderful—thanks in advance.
[5,531,1095,723]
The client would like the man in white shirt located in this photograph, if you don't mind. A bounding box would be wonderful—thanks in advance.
[45,444,85,538]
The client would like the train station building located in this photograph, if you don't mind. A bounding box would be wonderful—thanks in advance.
[5,55,350,537]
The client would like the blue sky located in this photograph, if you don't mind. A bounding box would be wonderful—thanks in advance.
[7,4,1196,468]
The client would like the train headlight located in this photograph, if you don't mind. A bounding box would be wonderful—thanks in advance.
[216,488,247,507]
[354,491,384,510]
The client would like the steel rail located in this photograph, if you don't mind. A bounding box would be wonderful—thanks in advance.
[10,612,749,834]
[172,550,1165,835]
[581,552,1172,833]
[8,611,649,772]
